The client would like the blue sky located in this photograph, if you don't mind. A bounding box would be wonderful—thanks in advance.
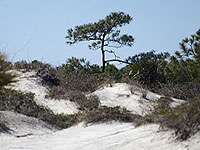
[0,0,200,67]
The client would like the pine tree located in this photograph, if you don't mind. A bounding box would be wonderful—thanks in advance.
[66,12,134,72]
[177,29,200,61]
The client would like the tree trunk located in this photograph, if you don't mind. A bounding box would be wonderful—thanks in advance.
[102,50,106,72]
[101,34,106,73]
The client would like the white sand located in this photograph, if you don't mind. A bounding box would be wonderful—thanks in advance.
[1,121,200,150]
[1,70,199,150]
[93,83,184,115]
[0,111,55,136]
[10,71,79,115]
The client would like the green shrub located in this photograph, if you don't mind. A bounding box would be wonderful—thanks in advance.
[84,106,142,124]
[69,93,100,111]
[123,50,169,88]
[47,87,100,111]
[55,57,116,93]
[14,60,52,71]
[46,86,69,99]
[0,88,145,129]
[0,88,81,129]
[104,64,123,80]
[61,57,93,73]
[55,70,112,93]
[0,53,17,89]
[141,96,200,140]
[42,112,82,129]
[156,82,200,100]
[164,56,200,84]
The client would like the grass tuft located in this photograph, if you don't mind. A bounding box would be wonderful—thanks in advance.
[0,88,81,129]
[84,106,142,125]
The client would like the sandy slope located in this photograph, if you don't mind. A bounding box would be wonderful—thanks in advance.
[11,71,183,115]
[10,71,79,115]
[93,83,184,115]
[1,122,200,150]
[1,70,199,150]
[0,111,55,136]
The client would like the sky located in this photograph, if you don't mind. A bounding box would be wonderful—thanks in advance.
[0,0,200,67]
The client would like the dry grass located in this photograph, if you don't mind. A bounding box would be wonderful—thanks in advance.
[47,87,100,111]
[84,106,143,125]
[0,88,81,129]
[138,96,200,140]
[156,82,200,100]
[14,60,52,71]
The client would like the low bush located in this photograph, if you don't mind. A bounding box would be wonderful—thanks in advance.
[46,86,69,99]
[55,71,112,93]
[0,53,17,89]
[47,87,100,111]
[14,60,52,71]
[84,106,142,124]
[0,88,145,129]
[0,88,81,129]
[36,68,60,86]
[69,93,100,111]
[54,58,117,94]
[141,96,200,140]
[123,50,169,88]
[156,82,200,100]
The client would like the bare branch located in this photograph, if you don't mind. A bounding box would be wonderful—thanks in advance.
[104,49,120,59]
[105,59,132,65]
[105,45,123,48]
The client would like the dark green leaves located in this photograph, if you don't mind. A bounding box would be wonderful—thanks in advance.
[65,12,134,72]
[105,12,132,28]
[179,29,200,60]
[66,12,134,48]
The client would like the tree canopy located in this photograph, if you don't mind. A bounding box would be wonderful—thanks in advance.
[66,12,134,72]
[176,29,200,61]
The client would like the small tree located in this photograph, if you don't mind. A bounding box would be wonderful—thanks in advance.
[176,29,200,61]
[171,29,200,83]
[66,12,134,72]
[164,56,198,83]
[125,51,169,86]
